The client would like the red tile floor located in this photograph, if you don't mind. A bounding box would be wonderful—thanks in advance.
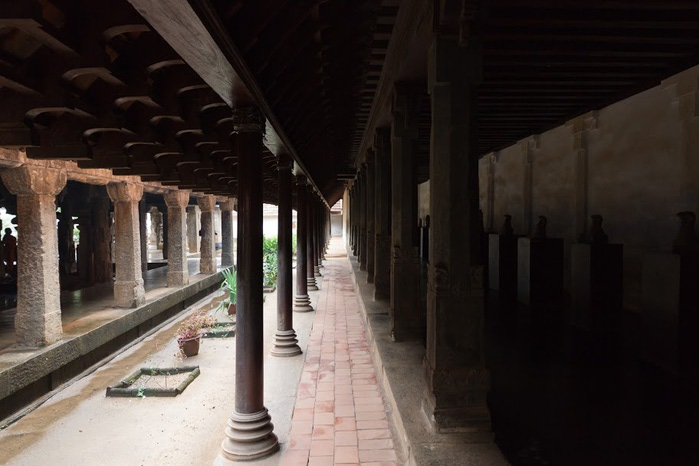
[281,240,401,466]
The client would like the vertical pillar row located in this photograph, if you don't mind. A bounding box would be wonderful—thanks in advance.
[358,168,368,270]
[163,189,191,287]
[107,181,145,308]
[221,107,279,461]
[1,165,67,347]
[271,154,302,357]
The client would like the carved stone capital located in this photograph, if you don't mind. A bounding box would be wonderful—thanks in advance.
[232,107,265,133]
[218,198,236,212]
[1,165,67,197]
[106,181,143,203]
[163,189,190,208]
[196,194,216,212]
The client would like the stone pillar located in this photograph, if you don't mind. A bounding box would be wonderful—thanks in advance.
[139,198,147,273]
[163,190,190,287]
[107,182,145,308]
[161,208,168,260]
[294,176,313,312]
[374,128,392,299]
[197,195,216,274]
[306,191,319,290]
[390,83,422,341]
[351,184,358,256]
[92,193,112,283]
[272,154,301,357]
[424,34,490,432]
[186,204,200,253]
[1,165,66,347]
[365,149,376,283]
[77,219,93,285]
[220,198,236,267]
[222,107,279,461]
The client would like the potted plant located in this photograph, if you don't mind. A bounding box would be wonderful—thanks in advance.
[175,309,216,357]
[262,236,278,292]
[218,266,237,315]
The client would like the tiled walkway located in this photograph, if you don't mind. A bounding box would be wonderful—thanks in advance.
[281,241,401,466]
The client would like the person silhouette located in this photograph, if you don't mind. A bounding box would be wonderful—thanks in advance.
[2,228,17,276]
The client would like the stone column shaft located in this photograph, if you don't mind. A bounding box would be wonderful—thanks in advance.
[222,108,278,461]
[272,155,301,356]
[374,128,392,299]
[197,195,216,274]
[220,198,236,267]
[390,84,422,341]
[424,35,490,432]
[164,190,190,286]
[2,165,66,347]
[186,205,200,253]
[107,182,145,308]
[139,199,147,273]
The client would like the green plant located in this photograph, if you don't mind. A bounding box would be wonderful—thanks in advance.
[262,236,278,287]
[217,266,236,312]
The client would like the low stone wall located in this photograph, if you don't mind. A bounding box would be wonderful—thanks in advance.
[0,271,223,421]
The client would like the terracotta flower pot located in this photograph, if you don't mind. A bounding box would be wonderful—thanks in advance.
[228,302,237,315]
[179,337,201,357]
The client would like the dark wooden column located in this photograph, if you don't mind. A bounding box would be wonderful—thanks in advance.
[390,83,423,341]
[358,168,368,270]
[312,197,322,278]
[423,34,491,432]
[374,128,392,299]
[222,107,279,460]
[365,149,376,283]
[271,154,302,357]
[350,185,357,254]
[307,190,319,291]
[293,176,313,312]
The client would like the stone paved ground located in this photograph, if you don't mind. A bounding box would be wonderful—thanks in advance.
[281,239,403,466]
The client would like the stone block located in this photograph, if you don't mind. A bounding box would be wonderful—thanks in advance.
[641,253,699,376]
[517,238,564,306]
[571,243,624,331]
[488,234,518,296]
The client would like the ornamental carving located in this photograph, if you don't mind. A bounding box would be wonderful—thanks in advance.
[232,107,265,133]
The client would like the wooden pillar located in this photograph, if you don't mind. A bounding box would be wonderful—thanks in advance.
[293,176,313,312]
[306,190,318,291]
[222,107,279,460]
[424,34,490,432]
[365,149,376,283]
[374,128,392,299]
[272,154,302,356]
[390,83,422,341]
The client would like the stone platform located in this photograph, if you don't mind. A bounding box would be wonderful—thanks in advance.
[0,256,225,420]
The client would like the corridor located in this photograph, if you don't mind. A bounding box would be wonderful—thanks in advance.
[0,237,404,466]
